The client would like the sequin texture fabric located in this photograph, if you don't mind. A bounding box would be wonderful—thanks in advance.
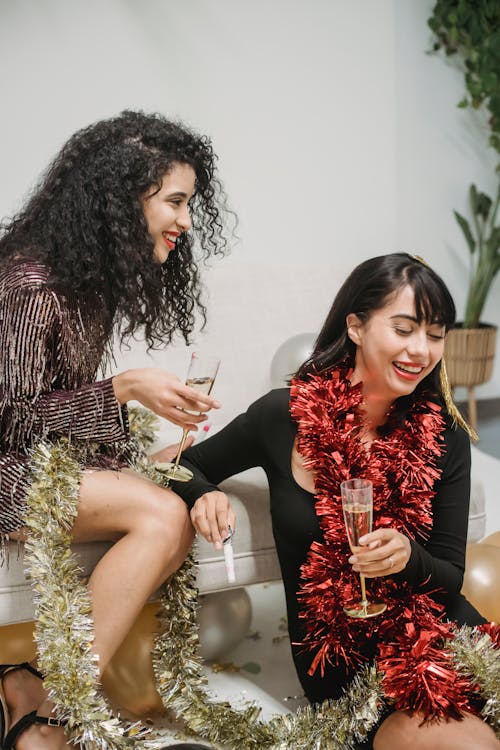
[0,258,130,536]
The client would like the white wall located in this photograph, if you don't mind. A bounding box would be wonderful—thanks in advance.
[0,0,497,421]
[394,0,499,399]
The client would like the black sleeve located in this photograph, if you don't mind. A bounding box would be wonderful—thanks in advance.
[399,425,471,595]
[169,395,268,508]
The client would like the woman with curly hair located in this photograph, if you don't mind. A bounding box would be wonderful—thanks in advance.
[0,110,231,749]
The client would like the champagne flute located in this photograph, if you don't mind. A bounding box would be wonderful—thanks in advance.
[156,352,220,482]
[341,478,387,619]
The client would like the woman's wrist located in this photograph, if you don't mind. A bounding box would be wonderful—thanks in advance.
[112,370,135,404]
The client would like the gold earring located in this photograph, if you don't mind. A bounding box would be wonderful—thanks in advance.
[440,358,478,441]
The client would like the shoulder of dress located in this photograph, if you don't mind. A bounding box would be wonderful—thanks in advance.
[248,388,292,425]
[441,421,470,450]
[0,258,52,292]
[256,387,290,408]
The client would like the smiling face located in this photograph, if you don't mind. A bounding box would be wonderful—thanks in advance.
[347,284,446,402]
[141,162,196,263]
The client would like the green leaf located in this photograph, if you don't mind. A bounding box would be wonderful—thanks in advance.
[241,662,262,674]
[470,184,479,214]
[454,210,476,253]
[476,192,493,220]
[489,133,500,152]
[487,225,500,252]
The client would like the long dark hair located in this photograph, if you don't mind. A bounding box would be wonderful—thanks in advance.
[296,253,456,401]
[0,110,233,348]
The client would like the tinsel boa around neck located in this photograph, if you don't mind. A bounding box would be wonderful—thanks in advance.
[290,367,481,718]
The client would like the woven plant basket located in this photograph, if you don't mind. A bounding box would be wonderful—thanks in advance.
[444,324,497,387]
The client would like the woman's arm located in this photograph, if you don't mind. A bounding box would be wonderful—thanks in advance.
[169,395,269,546]
[170,399,267,507]
[400,425,471,594]
[0,284,128,446]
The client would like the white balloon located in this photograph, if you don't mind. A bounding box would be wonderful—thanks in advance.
[270,333,316,388]
[197,588,252,661]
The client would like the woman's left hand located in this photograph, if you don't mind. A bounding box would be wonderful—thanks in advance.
[348,528,411,577]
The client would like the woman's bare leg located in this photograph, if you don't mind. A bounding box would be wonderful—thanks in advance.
[71,470,194,670]
[373,709,500,749]
[4,470,194,749]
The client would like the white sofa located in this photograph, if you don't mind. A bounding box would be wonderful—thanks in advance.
[0,452,488,626]
[0,466,280,626]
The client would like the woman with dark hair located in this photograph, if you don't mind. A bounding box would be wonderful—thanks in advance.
[0,110,231,749]
[172,254,499,748]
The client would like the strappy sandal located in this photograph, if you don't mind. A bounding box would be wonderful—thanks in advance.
[0,662,65,750]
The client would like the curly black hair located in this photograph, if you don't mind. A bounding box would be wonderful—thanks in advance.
[0,110,233,348]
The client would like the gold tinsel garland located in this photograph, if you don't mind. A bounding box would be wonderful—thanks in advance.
[22,409,500,749]
[23,441,160,750]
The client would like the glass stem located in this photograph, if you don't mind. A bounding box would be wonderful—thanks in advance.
[360,573,368,607]
[174,428,190,469]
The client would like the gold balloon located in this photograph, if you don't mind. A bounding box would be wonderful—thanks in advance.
[102,601,165,717]
[481,531,500,549]
[0,621,36,663]
[462,543,500,622]
[0,604,165,718]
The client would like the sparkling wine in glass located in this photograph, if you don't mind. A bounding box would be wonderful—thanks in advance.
[155,352,220,482]
[341,478,387,619]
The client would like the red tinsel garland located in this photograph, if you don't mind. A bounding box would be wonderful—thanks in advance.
[290,367,491,719]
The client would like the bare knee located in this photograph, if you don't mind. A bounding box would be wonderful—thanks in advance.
[136,486,189,532]
[374,710,499,750]
[75,471,193,560]
[135,488,194,566]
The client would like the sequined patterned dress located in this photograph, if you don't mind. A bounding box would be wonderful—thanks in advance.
[0,258,131,536]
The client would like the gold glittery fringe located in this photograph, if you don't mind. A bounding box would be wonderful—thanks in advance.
[440,360,479,442]
[21,411,498,748]
[23,441,160,749]
[152,561,385,749]
[411,255,478,442]
[449,627,500,736]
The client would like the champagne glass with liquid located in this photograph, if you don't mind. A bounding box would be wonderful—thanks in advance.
[156,352,220,482]
[341,478,387,619]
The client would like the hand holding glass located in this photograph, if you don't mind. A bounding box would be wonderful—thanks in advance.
[155,353,220,482]
[341,478,387,619]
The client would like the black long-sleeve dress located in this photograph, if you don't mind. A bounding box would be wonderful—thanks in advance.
[172,387,485,704]
[0,258,131,537]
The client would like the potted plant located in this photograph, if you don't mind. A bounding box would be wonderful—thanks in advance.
[446,183,499,388]
[428,1,500,425]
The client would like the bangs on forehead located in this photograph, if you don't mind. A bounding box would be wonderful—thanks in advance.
[405,270,455,328]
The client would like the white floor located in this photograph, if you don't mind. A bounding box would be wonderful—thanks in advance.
[152,582,303,747]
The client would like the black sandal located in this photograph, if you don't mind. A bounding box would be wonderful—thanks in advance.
[3,711,65,750]
[0,662,64,750]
